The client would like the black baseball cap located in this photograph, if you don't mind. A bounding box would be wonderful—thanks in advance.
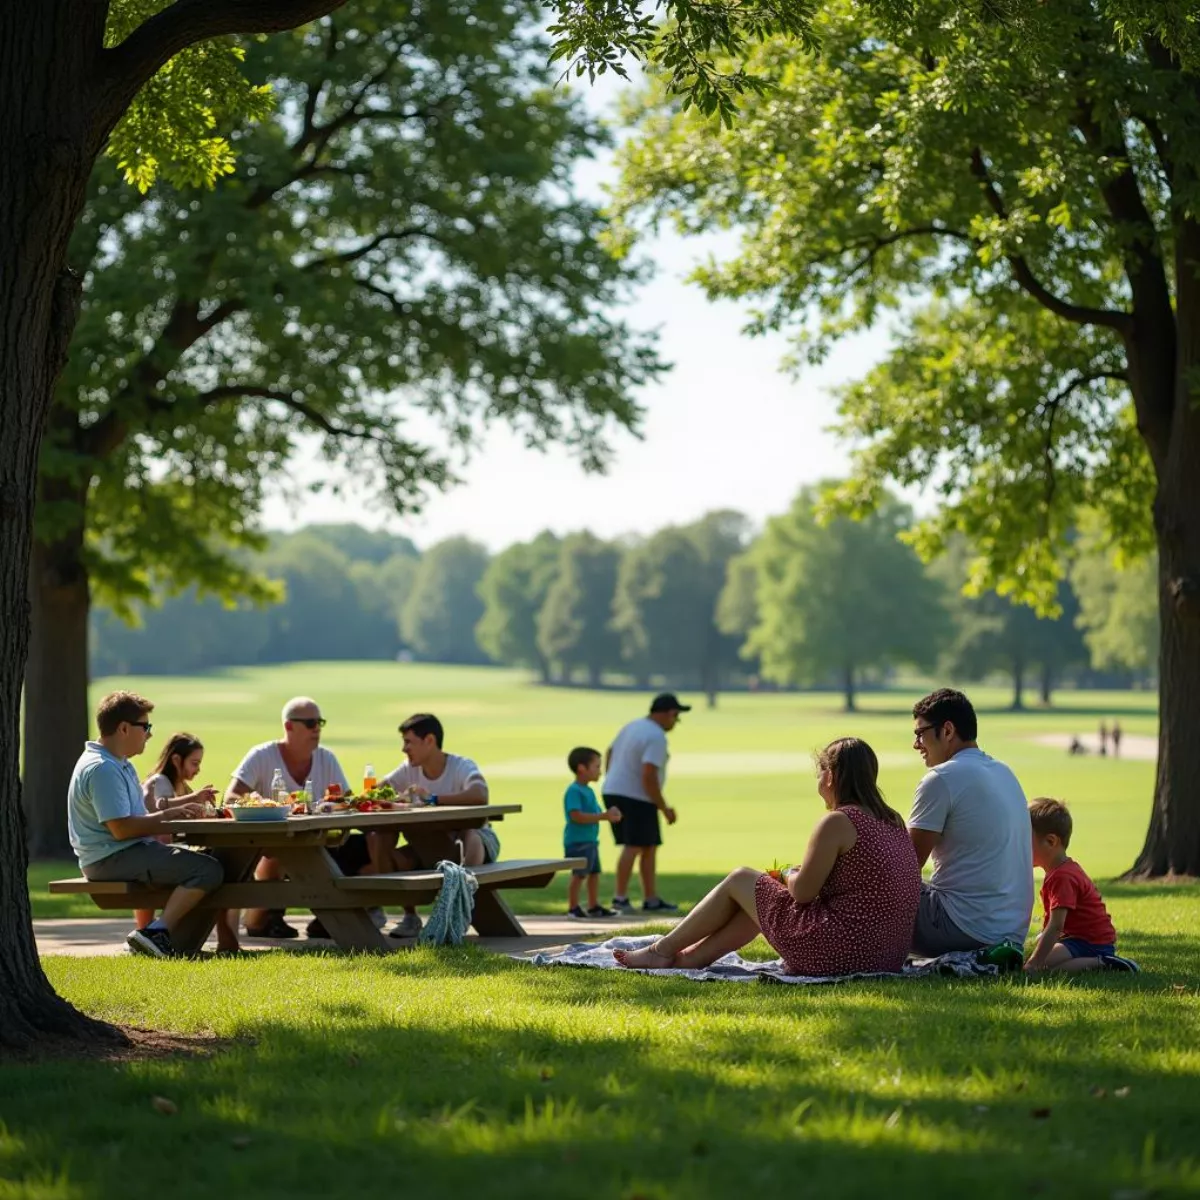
[650,692,692,714]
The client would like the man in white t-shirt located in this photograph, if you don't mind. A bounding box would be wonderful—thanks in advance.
[227,695,352,940]
[602,692,690,914]
[373,712,494,939]
[908,688,1034,956]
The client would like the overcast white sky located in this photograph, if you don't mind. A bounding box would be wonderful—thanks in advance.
[260,73,894,550]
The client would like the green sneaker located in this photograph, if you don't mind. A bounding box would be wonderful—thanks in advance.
[976,940,1025,973]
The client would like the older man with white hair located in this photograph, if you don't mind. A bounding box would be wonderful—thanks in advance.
[228,696,353,939]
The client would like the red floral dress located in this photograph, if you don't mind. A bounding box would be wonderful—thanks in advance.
[754,805,920,976]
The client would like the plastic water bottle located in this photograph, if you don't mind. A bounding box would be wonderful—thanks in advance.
[270,768,287,805]
[302,777,314,814]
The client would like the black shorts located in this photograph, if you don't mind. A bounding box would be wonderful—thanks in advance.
[605,795,661,847]
[329,833,371,876]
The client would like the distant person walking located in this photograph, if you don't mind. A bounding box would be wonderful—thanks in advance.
[603,693,690,913]
[1098,720,1109,756]
[907,688,1034,956]
[1111,721,1123,758]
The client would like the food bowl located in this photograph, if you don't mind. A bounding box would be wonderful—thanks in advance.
[227,804,292,822]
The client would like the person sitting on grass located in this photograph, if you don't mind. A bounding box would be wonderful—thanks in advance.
[228,696,352,940]
[141,732,239,954]
[563,746,621,920]
[616,738,920,976]
[1024,798,1138,973]
[371,713,495,940]
[907,688,1033,957]
[68,691,222,959]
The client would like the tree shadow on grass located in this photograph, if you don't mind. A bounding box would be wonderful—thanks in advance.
[6,912,1200,1200]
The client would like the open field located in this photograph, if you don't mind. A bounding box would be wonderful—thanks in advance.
[13,665,1200,1198]
[29,663,1161,918]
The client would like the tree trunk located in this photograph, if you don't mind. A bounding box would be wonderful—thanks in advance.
[843,665,856,712]
[24,502,90,859]
[1127,260,1200,877]
[1010,657,1025,710]
[0,4,125,1050]
[1039,664,1053,707]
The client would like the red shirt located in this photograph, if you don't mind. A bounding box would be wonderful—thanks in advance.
[1041,859,1116,946]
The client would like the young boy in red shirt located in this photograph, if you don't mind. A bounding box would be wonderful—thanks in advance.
[1025,798,1138,973]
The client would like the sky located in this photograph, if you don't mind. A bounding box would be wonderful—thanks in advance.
[260,72,894,551]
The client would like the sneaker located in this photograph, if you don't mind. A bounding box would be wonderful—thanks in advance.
[245,913,299,939]
[611,896,633,911]
[642,898,680,912]
[127,927,174,958]
[306,917,330,939]
[567,905,589,920]
[586,905,618,918]
[1101,953,1141,973]
[388,912,423,939]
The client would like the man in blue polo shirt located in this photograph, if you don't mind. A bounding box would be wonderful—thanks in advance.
[68,690,223,958]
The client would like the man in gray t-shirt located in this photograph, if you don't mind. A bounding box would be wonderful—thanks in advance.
[908,688,1033,956]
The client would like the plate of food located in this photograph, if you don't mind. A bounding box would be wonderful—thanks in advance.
[226,793,293,822]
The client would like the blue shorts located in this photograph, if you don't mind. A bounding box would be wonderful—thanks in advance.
[565,842,600,877]
[1060,937,1115,959]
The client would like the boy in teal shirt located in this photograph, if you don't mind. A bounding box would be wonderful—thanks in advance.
[564,746,621,919]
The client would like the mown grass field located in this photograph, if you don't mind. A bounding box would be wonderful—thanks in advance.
[29,662,1161,916]
[12,664,1199,1199]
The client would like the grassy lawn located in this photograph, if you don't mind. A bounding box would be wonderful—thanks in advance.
[13,665,1196,1198]
[29,663,1159,916]
[3,884,1197,1199]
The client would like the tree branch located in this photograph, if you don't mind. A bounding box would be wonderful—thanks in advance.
[299,226,432,272]
[969,147,1133,333]
[201,385,392,444]
[839,224,974,281]
[100,0,347,116]
[1036,369,1129,514]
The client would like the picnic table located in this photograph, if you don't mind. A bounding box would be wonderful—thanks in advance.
[49,804,581,956]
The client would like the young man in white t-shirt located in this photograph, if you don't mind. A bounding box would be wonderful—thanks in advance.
[227,695,352,939]
[373,713,494,939]
[602,692,690,913]
[907,688,1034,956]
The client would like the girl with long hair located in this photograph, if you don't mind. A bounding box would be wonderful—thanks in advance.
[138,733,239,953]
[616,737,920,976]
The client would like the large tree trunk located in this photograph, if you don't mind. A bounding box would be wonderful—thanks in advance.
[0,4,124,1050]
[24,503,90,860]
[1127,266,1200,877]
[1039,664,1053,707]
[843,665,856,712]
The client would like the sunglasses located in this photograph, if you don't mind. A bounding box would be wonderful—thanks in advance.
[291,717,327,729]
[128,721,153,733]
[913,724,941,742]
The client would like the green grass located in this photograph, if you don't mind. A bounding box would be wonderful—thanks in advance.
[12,665,1199,1198]
[3,884,1197,1199]
[29,663,1160,917]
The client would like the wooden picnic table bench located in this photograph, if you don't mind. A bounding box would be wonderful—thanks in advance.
[48,804,582,955]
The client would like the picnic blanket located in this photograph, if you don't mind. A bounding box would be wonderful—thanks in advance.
[517,935,1002,984]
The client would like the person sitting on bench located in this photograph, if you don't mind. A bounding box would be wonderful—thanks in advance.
[68,691,221,959]
[370,713,496,940]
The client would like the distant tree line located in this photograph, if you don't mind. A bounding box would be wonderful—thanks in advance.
[93,490,1158,710]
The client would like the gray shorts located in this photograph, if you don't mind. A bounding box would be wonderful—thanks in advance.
[912,883,986,957]
[83,840,223,892]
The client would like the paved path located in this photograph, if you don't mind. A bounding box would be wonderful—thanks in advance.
[34,911,672,959]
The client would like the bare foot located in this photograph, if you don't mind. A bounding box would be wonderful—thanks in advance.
[614,943,676,969]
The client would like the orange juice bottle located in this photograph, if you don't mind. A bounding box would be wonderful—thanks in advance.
[363,764,377,792]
